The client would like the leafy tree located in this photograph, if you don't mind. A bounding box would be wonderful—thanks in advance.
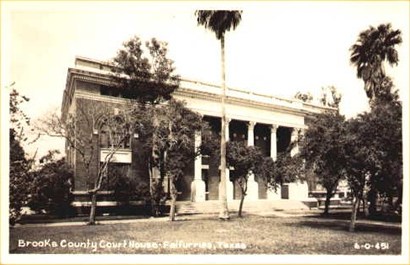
[9,157,32,226]
[355,96,402,216]
[10,86,30,142]
[226,141,262,217]
[200,138,280,217]
[350,23,402,105]
[196,10,242,220]
[9,85,34,225]
[344,116,372,232]
[344,93,401,231]
[29,151,74,217]
[369,99,402,212]
[129,99,203,220]
[36,102,135,224]
[107,166,150,206]
[111,36,179,104]
[122,103,164,216]
[299,111,347,214]
[267,151,303,192]
[10,127,26,168]
[110,35,184,217]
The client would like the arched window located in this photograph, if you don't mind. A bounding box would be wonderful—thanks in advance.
[99,117,131,149]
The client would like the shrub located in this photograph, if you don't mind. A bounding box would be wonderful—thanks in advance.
[111,174,151,204]
[28,157,74,217]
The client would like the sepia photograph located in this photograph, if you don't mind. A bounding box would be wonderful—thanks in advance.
[1,1,409,264]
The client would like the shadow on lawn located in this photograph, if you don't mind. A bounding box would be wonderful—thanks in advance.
[307,210,401,223]
[294,219,401,235]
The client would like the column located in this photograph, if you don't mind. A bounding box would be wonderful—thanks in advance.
[246,121,259,201]
[191,130,206,202]
[290,128,300,157]
[267,125,281,200]
[247,121,255,147]
[219,118,234,200]
[270,125,278,161]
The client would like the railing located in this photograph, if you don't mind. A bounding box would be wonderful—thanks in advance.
[180,79,304,110]
[72,56,330,112]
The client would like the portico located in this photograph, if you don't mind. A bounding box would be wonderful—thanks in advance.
[174,79,326,202]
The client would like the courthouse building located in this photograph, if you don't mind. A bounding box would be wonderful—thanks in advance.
[61,57,334,209]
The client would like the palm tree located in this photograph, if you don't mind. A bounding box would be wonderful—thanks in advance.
[350,23,402,217]
[195,10,242,219]
[350,23,402,104]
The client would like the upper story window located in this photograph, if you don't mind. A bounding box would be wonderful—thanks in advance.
[100,85,121,98]
[99,122,131,149]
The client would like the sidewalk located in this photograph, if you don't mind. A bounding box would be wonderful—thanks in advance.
[14,215,170,228]
[299,214,402,229]
[13,210,402,230]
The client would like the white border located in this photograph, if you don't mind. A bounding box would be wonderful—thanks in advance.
[1,1,409,264]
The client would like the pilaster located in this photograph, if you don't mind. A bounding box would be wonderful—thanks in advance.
[191,130,206,202]
[246,121,259,201]
[268,124,281,200]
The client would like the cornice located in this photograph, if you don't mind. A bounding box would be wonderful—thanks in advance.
[62,62,334,127]
[74,91,133,105]
[174,87,310,117]
[69,68,114,86]
[62,68,117,121]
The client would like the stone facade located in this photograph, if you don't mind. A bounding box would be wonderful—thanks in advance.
[61,56,334,208]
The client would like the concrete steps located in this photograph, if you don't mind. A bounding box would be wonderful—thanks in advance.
[176,199,310,215]
[176,201,220,215]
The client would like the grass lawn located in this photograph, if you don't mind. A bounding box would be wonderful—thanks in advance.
[9,214,401,255]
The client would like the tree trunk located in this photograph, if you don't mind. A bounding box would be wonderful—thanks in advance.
[393,186,402,214]
[388,195,394,209]
[238,193,246,218]
[88,162,109,225]
[88,191,97,225]
[218,34,229,220]
[150,110,161,217]
[362,197,369,217]
[151,180,162,217]
[349,195,360,232]
[150,150,166,217]
[238,180,247,218]
[368,187,377,216]
[324,191,332,215]
[169,179,177,221]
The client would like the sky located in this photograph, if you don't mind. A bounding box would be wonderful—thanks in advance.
[1,1,409,158]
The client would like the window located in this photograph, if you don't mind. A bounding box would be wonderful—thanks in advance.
[100,163,131,190]
[100,85,121,97]
[99,124,131,149]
